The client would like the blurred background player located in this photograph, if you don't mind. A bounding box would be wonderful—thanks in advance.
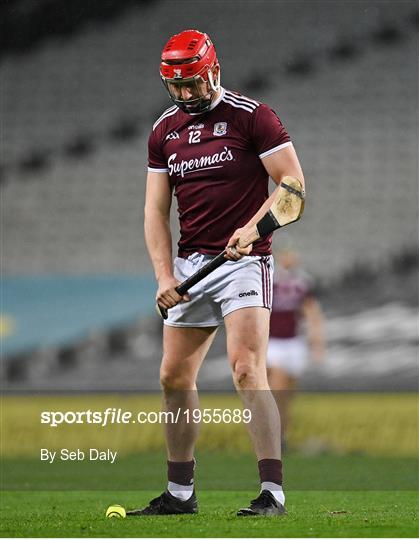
[267,249,325,449]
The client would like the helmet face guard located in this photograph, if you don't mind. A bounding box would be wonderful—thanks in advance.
[160,30,220,114]
[162,73,218,114]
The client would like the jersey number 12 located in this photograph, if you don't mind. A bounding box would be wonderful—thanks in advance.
[188,130,201,144]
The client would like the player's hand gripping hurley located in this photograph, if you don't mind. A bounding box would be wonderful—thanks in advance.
[157,176,305,319]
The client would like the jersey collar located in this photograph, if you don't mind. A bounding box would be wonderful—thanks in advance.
[208,87,225,111]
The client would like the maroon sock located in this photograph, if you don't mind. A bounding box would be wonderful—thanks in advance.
[258,458,283,485]
[167,459,195,486]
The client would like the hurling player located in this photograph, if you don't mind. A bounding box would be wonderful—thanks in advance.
[127,29,305,517]
[267,249,325,450]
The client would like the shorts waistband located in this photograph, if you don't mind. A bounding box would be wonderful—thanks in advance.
[178,250,273,259]
[187,252,213,264]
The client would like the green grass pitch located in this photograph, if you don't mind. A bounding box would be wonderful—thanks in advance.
[1,489,417,537]
[1,453,417,537]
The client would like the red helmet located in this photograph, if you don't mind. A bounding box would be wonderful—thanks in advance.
[160,30,220,114]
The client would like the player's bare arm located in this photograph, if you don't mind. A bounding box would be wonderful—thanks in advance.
[144,171,189,309]
[226,145,305,261]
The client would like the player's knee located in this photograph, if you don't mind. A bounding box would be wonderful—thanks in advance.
[230,343,268,388]
[160,370,182,390]
[231,359,259,389]
[160,365,193,391]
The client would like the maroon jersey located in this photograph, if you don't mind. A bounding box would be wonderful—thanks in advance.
[148,88,291,257]
[270,268,313,338]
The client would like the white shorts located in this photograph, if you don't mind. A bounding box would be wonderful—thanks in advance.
[266,336,308,378]
[165,252,274,327]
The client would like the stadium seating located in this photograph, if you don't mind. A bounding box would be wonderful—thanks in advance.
[2,1,417,385]
[3,0,417,278]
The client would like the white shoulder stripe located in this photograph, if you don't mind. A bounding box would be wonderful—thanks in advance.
[155,104,177,119]
[225,91,259,108]
[153,106,177,130]
[224,92,257,110]
[222,95,254,113]
[153,105,176,125]
[153,106,178,130]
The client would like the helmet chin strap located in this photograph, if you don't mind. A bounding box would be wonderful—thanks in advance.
[208,67,221,92]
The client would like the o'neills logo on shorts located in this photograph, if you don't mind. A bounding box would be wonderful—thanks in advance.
[168,147,234,178]
[239,290,259,298]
